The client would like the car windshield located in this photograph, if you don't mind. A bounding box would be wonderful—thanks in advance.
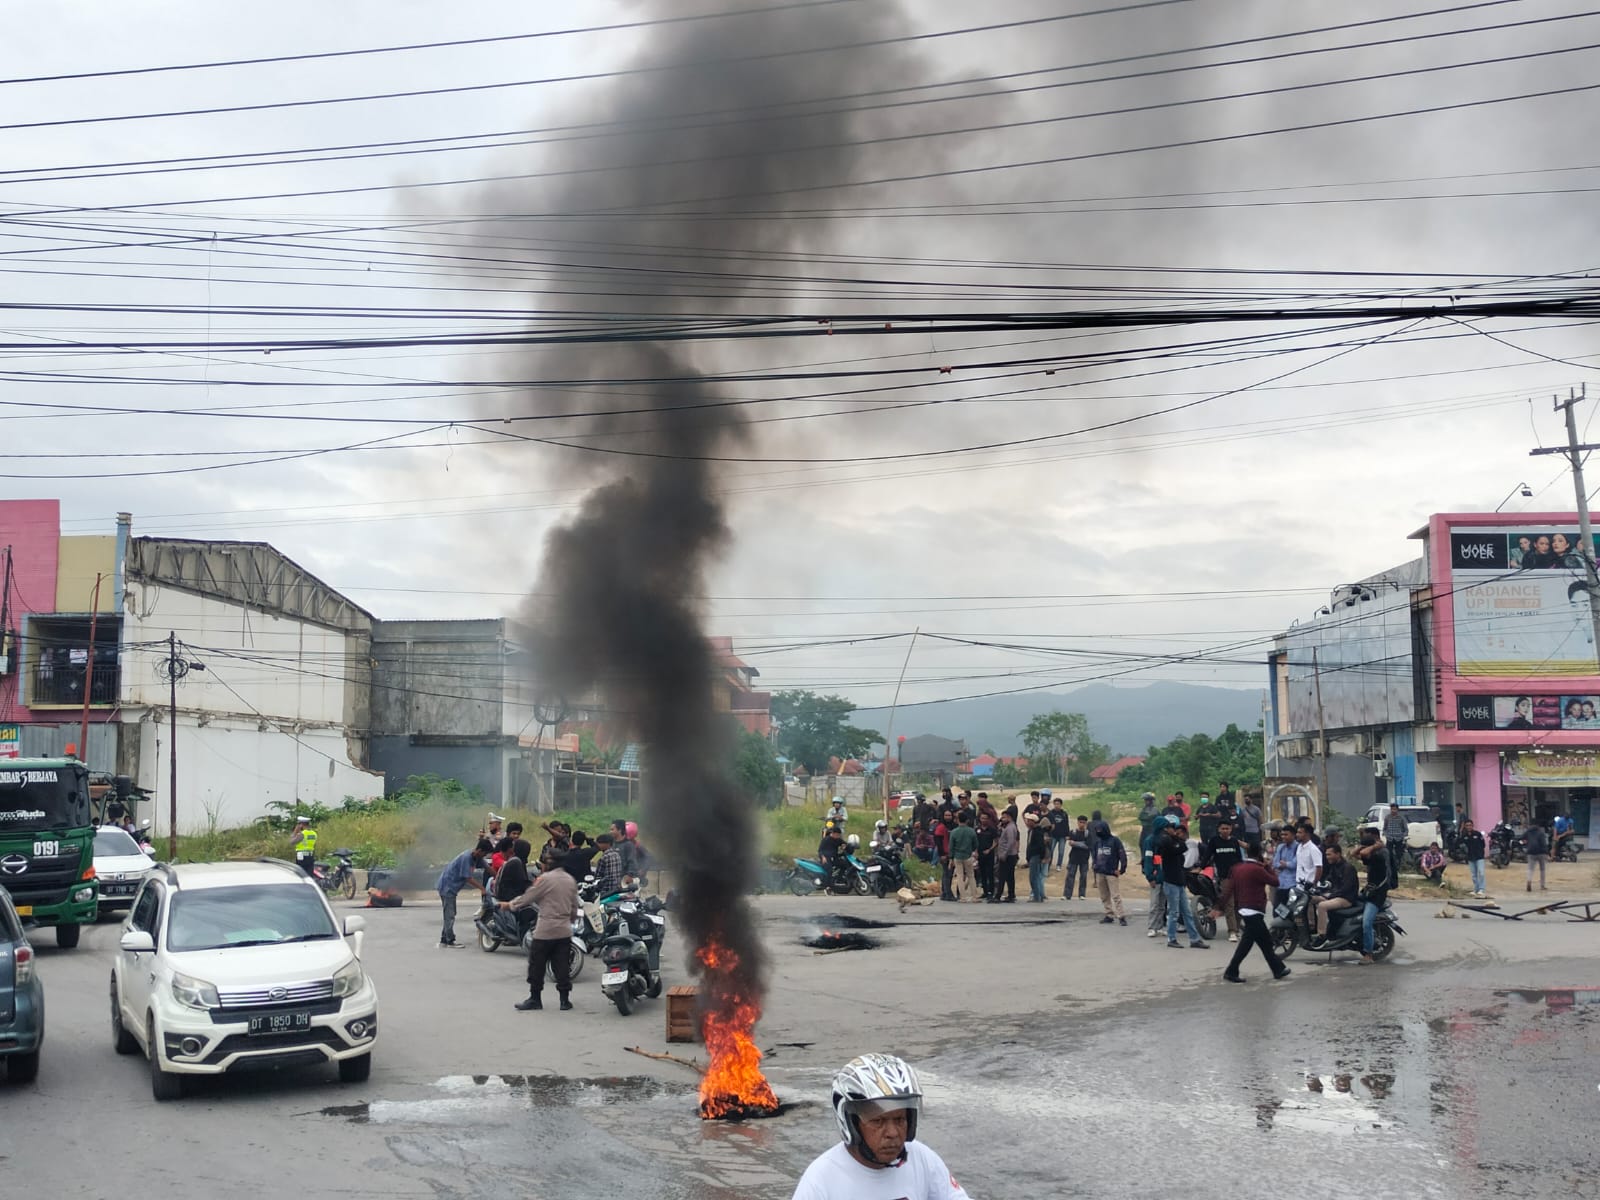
[1399,808,1435,823]
[94,828,142,857]
[165,884,338,952]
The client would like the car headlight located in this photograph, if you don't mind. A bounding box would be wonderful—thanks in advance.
[171,972,220,1010]
[330,959,366,999]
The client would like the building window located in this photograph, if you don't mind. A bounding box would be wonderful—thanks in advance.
[25,617,120,708]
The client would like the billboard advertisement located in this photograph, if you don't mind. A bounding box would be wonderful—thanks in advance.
[1455,694,1600,731]
[1447,525,1597,677]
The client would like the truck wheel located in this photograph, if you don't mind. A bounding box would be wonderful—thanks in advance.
[6,1049,39,1084]
[56,923,81,950]
[148,1017,185,1102]
[338,1053,372,1083]
[111,975,138,1055]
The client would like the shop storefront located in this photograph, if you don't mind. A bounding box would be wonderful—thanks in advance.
[1501,753,1598,847]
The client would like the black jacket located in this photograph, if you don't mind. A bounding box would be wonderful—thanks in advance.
[1323,859,1360,904]
[1201,835,1244,880]
[1159,830,1189,885]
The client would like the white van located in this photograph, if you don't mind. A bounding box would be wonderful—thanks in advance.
[1364,804,1439,850]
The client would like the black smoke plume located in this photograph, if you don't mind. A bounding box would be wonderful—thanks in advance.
[499,2,959,1026]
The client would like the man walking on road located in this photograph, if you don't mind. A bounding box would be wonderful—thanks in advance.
[1524,822,1549,892]
[436,838,491,948]
[948,810,979,902]
[1217,844,1291,983]
[1092,825,1128,925]
[504,856,581,1010]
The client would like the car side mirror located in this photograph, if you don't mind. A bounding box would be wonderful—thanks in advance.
[342,915,366,936]
[119,930,155,953]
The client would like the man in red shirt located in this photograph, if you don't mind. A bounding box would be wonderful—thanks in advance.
[1215,844,1292,983]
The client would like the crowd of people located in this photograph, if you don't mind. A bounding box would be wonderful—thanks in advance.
[430,815,651,1010]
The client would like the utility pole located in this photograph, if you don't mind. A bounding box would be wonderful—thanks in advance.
[1555,386,1600,664]
[880,628,919,825]
[168,632,179,861]
[77,572,103,758]
[1311,647,1330,821]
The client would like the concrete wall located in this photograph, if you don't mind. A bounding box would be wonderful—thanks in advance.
[136,712,382,836]
[369,736,503,803]
[371,619,506,738]
[55,536,116,612]
[124,585,353,724]
[1270,754,1384,821]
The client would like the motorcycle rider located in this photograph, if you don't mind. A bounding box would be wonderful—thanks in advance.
[592,832,628,898]
[1312,842,1361,943]
[792,1054,971,1200]
[494,839,535,940]
[818,824,848,892]
[1350,827,1392,965]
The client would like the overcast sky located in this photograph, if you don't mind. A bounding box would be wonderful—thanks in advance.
[4,0,1598,720]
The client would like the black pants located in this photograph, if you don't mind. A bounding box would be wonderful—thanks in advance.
[296,853,316,877]
[976,854,995,897]
[997,855,1018,901]
[1386,839,1406,888]
[1065,855,1089,897]
[941,858,955,899]
[1225,912,1288,979]
[527,936,572,996]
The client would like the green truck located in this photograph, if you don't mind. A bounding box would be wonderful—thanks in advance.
[0,757,97,948]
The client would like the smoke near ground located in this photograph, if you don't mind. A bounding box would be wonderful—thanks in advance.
[490,3,961,1004]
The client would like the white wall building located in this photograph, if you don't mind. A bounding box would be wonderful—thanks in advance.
[120,538,382,837]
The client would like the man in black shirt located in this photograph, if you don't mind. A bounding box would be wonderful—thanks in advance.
[1158,819,1208,949]
[1064,815,1092,899]
[1196,794,1221,843]
[1201,819,1245,942]
[1046,797,1070,871]
[975,815,999,901]
[1312,843,1361,942]
[495,840,534,938]
[1350,828,1391,964]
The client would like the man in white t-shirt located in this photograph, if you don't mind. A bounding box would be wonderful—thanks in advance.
[1294,824,1324,886]
[793,1054,972,1200]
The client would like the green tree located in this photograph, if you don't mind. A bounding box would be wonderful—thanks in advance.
[731,728,783,806]
[770,690,882,774]
[1018,711,1104,785]
[1111,723,1264,798]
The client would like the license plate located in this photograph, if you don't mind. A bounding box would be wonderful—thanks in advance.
[866,866,882,872]
[14,905,30,916]
[601,970,628,986]
[248,1011,312,1036]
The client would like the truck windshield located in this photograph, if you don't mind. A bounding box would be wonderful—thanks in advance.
[0,767,89,833]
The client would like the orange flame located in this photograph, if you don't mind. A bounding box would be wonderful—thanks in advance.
[696,937,778,1119]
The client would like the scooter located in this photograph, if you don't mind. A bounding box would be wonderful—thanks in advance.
[1269,882,1405,962]
[786,855,868,896]
[1488,821,1527,869]
[598,894,666,1015]
[474,888,589,981]
[864,841,909,898]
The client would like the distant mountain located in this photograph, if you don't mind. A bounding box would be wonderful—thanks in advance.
[858,682,1266,758]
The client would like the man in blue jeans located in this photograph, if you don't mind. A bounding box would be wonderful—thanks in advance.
[1156,817,1209,949]
[1350,826,1391,964]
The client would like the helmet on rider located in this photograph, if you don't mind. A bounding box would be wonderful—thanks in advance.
[832,1054,922,1166]
[624,821,638,840]
[1158,814,1182,829]
[846,833,861,848]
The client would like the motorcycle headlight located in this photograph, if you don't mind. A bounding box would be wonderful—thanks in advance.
[171,972,220,1010]
[330,960,366,998]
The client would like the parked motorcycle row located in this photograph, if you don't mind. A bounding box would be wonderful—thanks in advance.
[1485,820,1584,868]
[471,872,667,1016]
[787,820,911,899]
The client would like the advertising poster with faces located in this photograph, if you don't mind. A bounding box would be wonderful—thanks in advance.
[1456,694,1600,730]
[1448,527,1599,677]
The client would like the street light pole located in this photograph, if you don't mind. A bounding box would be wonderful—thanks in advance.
[168,631,179,862]
[1554,386,1600,665]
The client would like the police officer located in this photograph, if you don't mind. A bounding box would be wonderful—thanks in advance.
[292,815,318,876]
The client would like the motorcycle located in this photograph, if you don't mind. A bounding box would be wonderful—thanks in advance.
[786,855,868,896]
[598,893,666,1015]
[474,888,588,981]
[1185,868,1220,942]
[1553,832,1584,864]
[864,841,909,898]
[1268,882,1405,962]
[1488,821,1526,869]
[312,848,358,900]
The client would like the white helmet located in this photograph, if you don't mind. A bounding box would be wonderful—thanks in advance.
[846,833,861,848]
[874,819,888,831]
[832,1054,922,1162]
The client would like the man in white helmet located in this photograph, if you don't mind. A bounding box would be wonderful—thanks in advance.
[792,1053,972,1199]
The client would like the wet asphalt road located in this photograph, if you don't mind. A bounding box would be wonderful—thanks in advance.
[3,895,1598,1199]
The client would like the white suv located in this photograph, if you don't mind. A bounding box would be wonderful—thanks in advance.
[110,860,378,1101]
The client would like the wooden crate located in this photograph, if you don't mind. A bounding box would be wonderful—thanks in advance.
[666,985,700,1043]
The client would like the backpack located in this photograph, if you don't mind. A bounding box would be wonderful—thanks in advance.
[1093,837,1120,874]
